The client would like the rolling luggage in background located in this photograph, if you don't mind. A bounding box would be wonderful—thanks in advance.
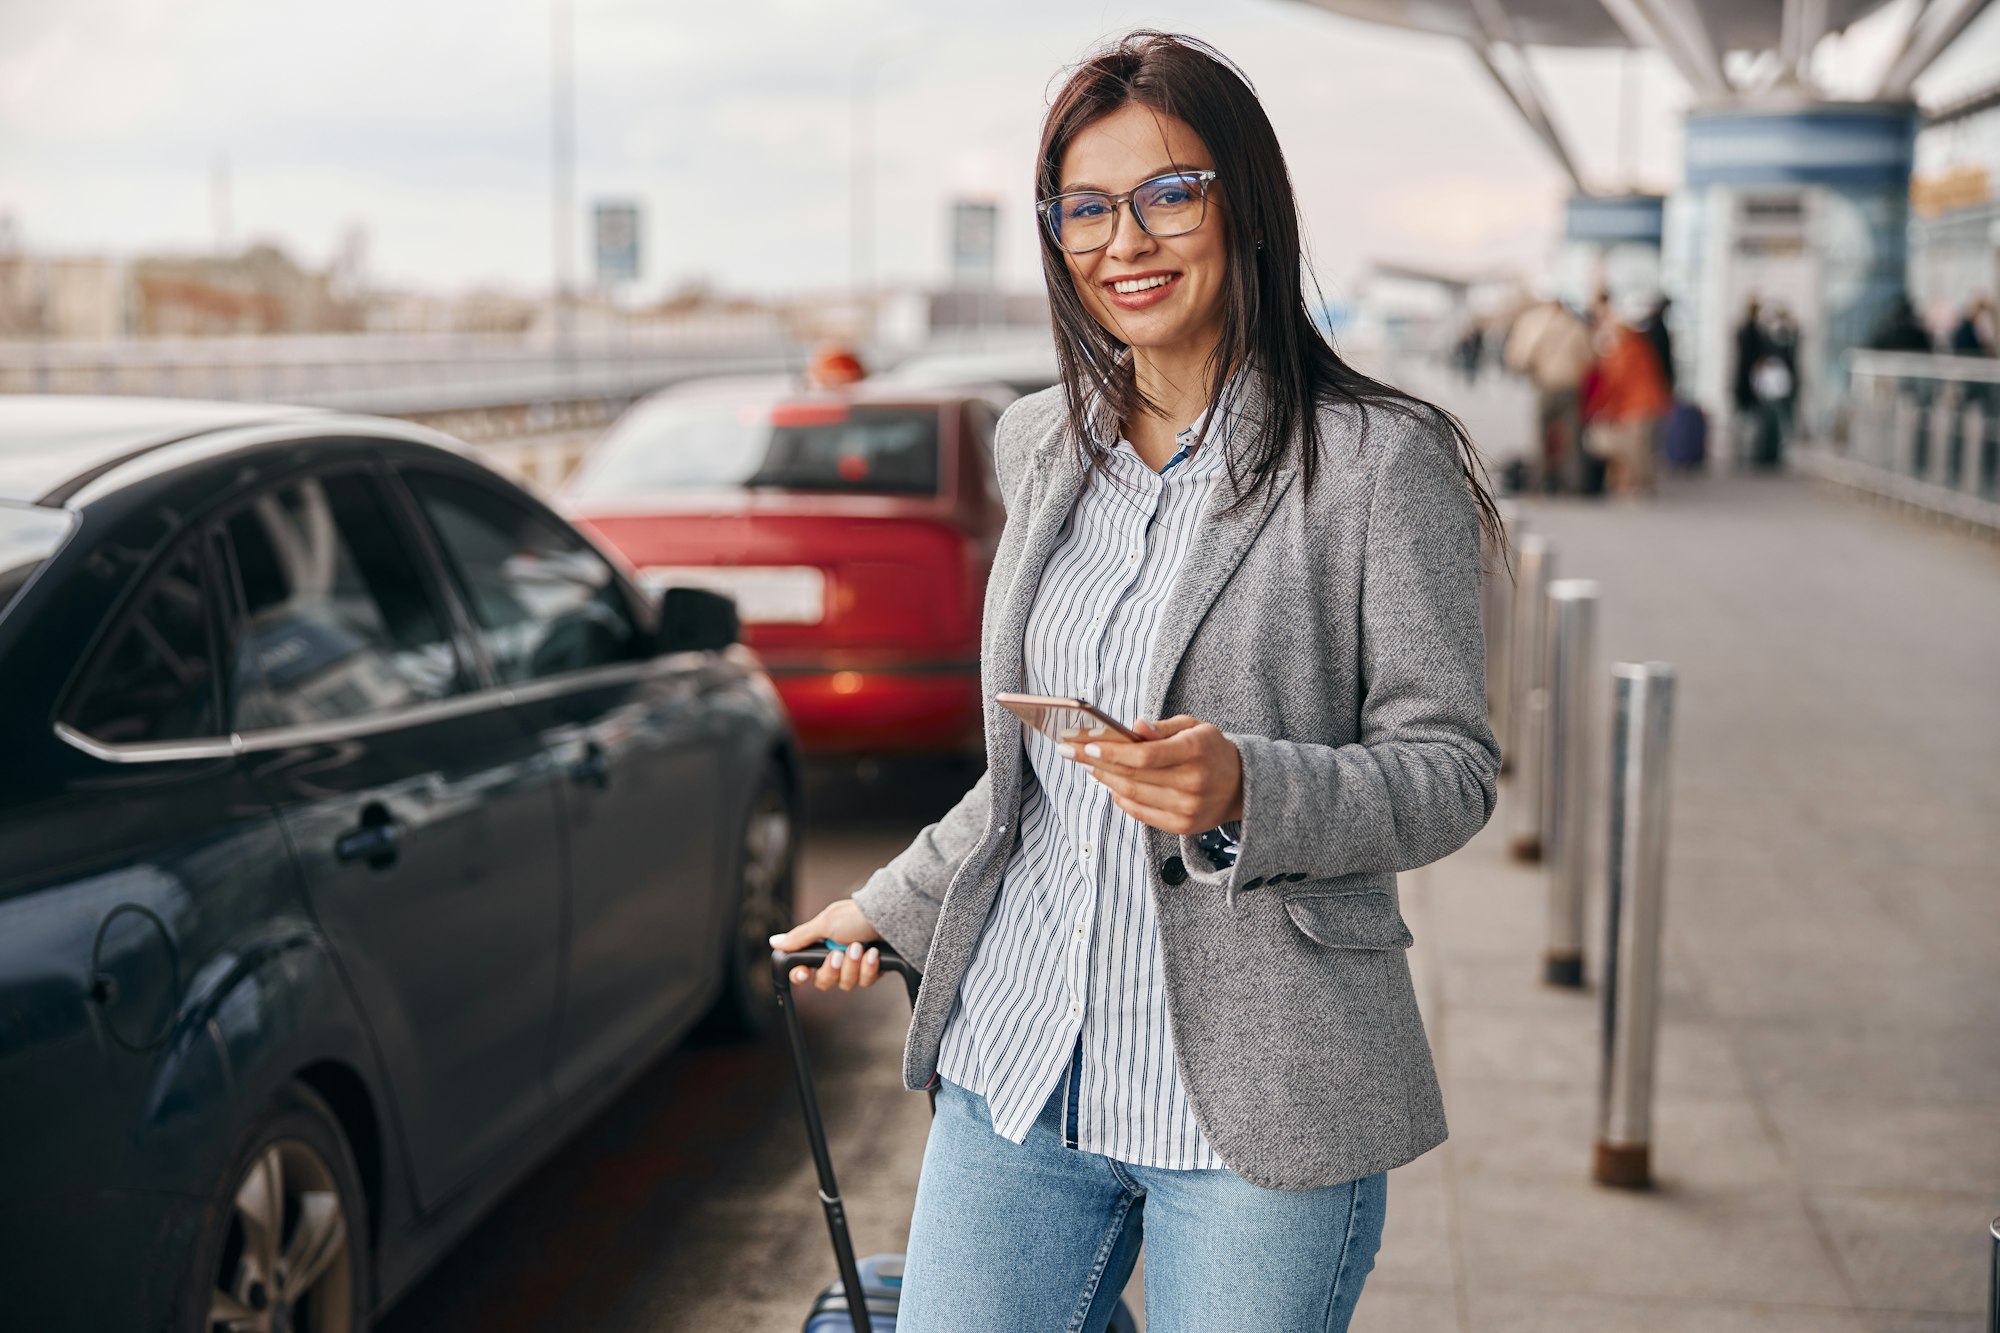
[1664,399,1707,468]
[774,944,1140,1333]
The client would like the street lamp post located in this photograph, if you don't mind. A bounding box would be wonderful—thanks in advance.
[850,33,932,318]
[552,0,576,375]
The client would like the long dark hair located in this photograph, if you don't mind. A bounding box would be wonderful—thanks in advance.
[1036,31,1505,556]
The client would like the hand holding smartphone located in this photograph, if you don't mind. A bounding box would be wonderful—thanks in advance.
[994,692,1141,744]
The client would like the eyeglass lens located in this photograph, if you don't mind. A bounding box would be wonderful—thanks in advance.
[1048,174,1207,252]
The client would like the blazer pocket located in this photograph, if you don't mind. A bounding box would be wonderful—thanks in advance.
[1283,891,1414,951]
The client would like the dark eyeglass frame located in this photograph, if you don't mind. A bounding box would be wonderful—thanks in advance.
[1036,169,1220,255]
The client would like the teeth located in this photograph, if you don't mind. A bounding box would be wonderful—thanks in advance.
[1113,275,1173,294]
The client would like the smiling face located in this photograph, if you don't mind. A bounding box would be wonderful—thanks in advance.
[1054,102,1229,368]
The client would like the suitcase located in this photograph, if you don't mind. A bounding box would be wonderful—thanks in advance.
[773,944,1141,1333]
[1664,399,1707,468]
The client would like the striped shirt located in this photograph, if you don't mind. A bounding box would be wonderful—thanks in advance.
[937,400,1238,1170]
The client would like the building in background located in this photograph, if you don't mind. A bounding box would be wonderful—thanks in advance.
[130,244,363,337]
[1910,84,2000,333]
[1282,0,1995,453]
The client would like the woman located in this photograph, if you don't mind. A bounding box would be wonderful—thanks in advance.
[773,31,1501,1331]
[1582,293,1672,497]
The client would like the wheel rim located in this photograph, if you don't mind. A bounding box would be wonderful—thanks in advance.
[737,785,793,967]
[207,1138,353,1333]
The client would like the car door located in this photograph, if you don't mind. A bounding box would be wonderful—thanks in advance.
[394,465,724,1100]
[1,531,300,1211]
[217,462,567,1209]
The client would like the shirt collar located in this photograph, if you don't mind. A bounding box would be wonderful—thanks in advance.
[1087,373,1245,477]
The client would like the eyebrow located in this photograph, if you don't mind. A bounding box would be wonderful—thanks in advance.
[1057,163,1204,194]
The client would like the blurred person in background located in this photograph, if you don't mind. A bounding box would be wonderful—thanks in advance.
[1582,293,1672,497]
[1764,304,1801,454]
[1454,320,1485,383]
[1869,295,1934,353]
[1636,295,1676,393]
[1733,296,1784,466]
[1504,295,1595,492]
[1950,295,1995,357]
[1946,297,1995,457]
[772,30,1501,1333]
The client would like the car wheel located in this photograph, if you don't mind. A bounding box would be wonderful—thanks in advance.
[186,1082,370,1333]
[698,765,798,1040]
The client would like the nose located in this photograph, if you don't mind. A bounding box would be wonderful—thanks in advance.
[1104,199,1156,263]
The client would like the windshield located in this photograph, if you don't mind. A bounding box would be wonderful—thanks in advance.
[0,503,76,621]
[569,400,941,498]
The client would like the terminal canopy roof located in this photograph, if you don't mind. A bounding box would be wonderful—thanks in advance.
[1287,0,1894,52]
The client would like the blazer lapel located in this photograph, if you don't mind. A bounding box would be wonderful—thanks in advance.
[987,440,1088,698]
[1139,410,1296,721]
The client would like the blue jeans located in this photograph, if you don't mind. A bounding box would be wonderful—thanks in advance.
[897,1080,1387,1332]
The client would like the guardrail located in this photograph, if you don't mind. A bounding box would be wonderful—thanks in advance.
[1801,350,2000,533]
[0,332,807,432]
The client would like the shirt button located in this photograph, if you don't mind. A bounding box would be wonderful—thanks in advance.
[1126,550,1140,563]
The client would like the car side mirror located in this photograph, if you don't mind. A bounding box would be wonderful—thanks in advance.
[656,585,740,654]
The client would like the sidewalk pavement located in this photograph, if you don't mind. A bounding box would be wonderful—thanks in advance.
[1348,470,2000,1331]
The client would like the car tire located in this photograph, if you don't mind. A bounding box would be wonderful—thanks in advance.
[184,1081,371,1333]
[697,764,798,1040]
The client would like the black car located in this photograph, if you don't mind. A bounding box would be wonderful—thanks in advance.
[0,397,801,1331]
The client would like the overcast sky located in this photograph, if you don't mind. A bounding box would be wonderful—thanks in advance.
[1,0,1994,302]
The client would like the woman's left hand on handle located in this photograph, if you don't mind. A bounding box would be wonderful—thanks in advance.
[1059,715,1244,835]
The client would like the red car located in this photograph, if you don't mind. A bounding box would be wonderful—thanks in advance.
[564,376,1009,756]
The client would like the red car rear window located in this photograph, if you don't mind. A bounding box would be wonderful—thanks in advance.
[571,401,941,497]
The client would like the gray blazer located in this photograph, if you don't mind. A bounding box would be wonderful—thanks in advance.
[852,376,1499,1191]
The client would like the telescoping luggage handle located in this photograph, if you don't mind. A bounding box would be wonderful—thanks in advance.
[772,943,925,1333]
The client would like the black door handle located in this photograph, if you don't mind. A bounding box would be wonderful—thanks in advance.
[571,743,611,791]
[336,803,401,870]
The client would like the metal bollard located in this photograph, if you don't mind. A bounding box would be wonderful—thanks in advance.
[1485,503,1522,774]
[1990,1214,1999,1333]
[1542,580,1599,988]
[1593,662,1676,1189]
[1507,536,1554,862]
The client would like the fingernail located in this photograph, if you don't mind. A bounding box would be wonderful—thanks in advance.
[864,947,879,965]
[768,934,785,947]
[1084,743,1103,758]
[827,943,845,960]
[1056,743,1076,758]
[791,967,807,982]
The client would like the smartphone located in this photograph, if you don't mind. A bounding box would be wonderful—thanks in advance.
[994,692,1141,744]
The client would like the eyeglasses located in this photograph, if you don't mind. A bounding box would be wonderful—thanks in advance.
[1036,170,1219,255]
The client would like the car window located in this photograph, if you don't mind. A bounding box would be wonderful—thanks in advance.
[221,471,468,731]
[0,502,75,622]
[567,401,942,497]
[403,469,644,684]
[65,545,221,745]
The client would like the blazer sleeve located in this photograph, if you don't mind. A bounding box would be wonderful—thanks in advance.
[1203,409,1500,893]
[850,767,993,972]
